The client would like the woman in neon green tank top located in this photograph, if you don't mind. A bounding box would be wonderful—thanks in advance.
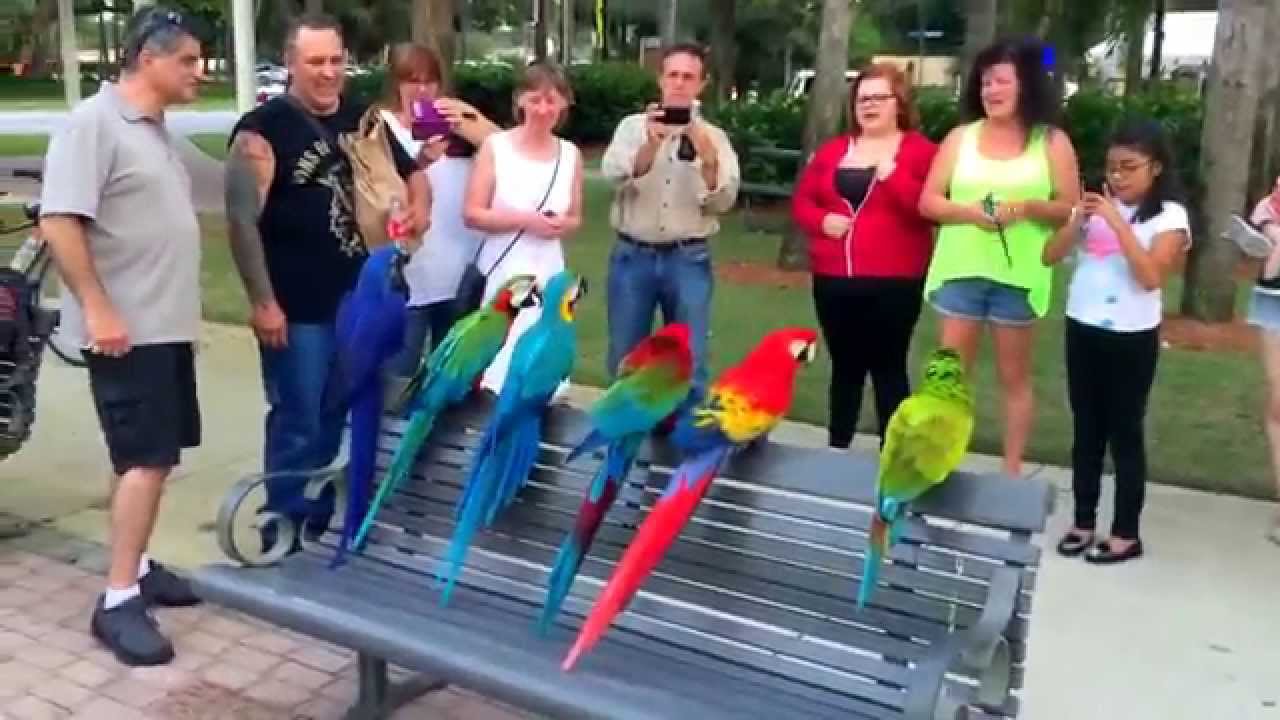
[919,39,1080,477]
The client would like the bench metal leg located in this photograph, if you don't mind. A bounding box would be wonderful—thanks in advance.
[343,653,448,720]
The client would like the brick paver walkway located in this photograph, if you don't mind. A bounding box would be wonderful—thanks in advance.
[0,535,529,719]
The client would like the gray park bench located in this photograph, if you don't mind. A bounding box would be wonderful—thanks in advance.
[191,392,1053,720]
[738,145,802,231]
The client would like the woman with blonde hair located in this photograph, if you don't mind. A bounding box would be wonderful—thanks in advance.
[463,61,585,393]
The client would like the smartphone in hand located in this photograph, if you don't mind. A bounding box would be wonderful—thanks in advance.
[659,106,692,126]
[410,99,451,141]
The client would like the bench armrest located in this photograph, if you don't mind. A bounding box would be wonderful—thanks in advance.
[902,566,1020,720]
[214,463,346,568]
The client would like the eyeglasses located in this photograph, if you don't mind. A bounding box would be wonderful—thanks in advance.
[1106,161,1151,178]
[855,93,895,106]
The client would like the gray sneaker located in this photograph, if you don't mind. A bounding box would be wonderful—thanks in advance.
[1225,214,1274,260]
[1267,518,1280,547]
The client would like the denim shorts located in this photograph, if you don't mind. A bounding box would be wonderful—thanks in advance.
[929,277,1036,326]
[1248,287,1280,334]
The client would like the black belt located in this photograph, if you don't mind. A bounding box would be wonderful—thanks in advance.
[619,233,707,251]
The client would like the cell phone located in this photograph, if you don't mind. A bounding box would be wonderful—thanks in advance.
[660,105,692,126]
[410,98,451,141]
[542,210,557,218]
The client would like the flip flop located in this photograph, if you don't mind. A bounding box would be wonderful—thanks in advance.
[1085,538,1144,564]
[1055,530,1093,557]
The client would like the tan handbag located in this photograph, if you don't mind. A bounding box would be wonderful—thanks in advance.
[339,106,408,250]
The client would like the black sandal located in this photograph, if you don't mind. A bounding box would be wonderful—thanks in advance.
[1085,538,1144,564]
[1055,530,1094,557]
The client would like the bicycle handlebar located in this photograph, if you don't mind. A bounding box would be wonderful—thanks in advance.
[11,169,41,181]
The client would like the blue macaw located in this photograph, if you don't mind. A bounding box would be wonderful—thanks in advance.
[437,270,587,605]
[322,244,409,568]
[350,274,542,552]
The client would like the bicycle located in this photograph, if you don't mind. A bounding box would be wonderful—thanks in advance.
[0,167,81,458]
[0,168,84,368]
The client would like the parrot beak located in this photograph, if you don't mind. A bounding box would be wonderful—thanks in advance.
[515,279,541,310]
[790,339,818,364]
[569,275,588,309]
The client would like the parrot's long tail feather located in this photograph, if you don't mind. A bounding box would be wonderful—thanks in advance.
[331,386,383,569]
[490,414,543,525]
[562,444,728,671]
[440,411,542,605]
[856,514,890,611]
[564,429,608,467]
[352,409,439,550]
[537,435,640,635]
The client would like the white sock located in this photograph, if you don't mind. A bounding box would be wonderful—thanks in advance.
[103,584,141,610]
[137,554,151,578]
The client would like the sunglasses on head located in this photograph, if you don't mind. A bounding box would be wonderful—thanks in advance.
[126,9,190,59]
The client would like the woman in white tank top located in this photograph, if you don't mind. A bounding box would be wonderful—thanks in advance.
[463,62,584,394]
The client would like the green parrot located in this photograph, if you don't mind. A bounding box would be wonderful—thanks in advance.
[857,347,974,611]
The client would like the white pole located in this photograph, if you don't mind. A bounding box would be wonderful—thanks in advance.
[232,0,256,113]
[57,0,80,107]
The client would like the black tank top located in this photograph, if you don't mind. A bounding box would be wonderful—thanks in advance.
[834,166,876,208]
[230,96,416,323]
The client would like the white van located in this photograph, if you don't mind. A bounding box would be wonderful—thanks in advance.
[786,69,861,99]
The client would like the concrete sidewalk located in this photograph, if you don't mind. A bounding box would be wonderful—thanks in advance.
[2,322,1278,719]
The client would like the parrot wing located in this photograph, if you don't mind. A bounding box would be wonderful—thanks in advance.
[878,394,974,502]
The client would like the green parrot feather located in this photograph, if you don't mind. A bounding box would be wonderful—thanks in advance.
[857,347,974,610]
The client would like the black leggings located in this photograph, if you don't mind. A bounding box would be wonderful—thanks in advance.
[812,275,924,448]
[1065,317,1160,539]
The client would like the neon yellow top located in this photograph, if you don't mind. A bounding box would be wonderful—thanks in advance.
[923,120,1056,318]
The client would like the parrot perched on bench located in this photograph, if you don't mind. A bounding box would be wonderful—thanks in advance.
[438,270,588,606]
[562,327,819,671]
[536,322,694,634]
[350,274,542,553]
[322,245,409,568]
[856,347,973,611]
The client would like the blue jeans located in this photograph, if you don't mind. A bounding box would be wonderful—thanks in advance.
[258,323,344,532]
[391,301,458,377]
[929,277,1036,327]
[606,236,714,392]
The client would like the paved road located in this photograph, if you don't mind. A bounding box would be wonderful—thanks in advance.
[0,110,239,137]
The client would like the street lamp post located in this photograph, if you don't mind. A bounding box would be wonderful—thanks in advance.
[57,0,80,107]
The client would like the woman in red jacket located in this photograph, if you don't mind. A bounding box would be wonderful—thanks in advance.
[792,63,939,448]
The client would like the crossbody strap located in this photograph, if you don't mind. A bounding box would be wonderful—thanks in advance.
[474,139,565,274]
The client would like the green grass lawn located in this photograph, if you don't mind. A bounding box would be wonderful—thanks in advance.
[0,76,235,111]
[197,180,1276,500]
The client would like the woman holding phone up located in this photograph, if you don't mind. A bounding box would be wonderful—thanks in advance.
[376,43,501,375]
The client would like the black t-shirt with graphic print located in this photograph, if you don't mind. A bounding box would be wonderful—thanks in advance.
[231,95,417,324]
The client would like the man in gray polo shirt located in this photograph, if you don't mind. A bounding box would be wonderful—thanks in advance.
[39,6,205,667]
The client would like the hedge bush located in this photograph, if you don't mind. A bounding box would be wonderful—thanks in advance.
[352,62,1204,207]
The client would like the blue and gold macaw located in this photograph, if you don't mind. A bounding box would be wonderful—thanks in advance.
[437,270,588,605]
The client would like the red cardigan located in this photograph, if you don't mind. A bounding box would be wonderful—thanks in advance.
[792,131,938,279]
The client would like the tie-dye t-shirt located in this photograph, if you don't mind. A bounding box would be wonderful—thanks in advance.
[1065,200,1191,333]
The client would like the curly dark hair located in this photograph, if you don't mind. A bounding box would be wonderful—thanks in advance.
[1108,119,1184,225]
[962,37,1059,131]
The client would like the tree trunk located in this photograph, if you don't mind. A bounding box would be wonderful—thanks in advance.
[560,0,574,65]
[708,0,735,103]
[660,0,678,45]
[1122,1,1148,97]
[533,0,549,61]
[1250,2,1280,201]
[778,0,855,271]
[960,0,998,86]
[1182,0,1272,322]
[1148,0,1165,82]
[23,0,57,78]
[412,0,458,72]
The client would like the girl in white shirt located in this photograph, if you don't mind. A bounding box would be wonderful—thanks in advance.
[1043,120,1191,564]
